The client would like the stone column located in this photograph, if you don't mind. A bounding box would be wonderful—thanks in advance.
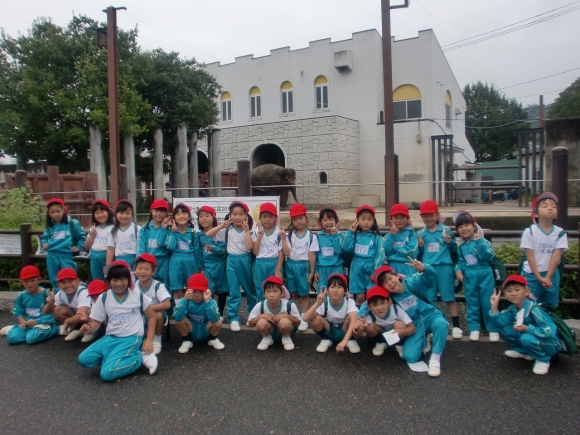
[175,124,189,198]
[189,131,199,197]
[123,132,137,207]
[89,124,107,200]
[211,129,222,197]
[153,125,164,200]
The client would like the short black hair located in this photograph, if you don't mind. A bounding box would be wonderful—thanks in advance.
[263,282,282,293]
[327,275,348,291]
[135,258,156,270]
[368,295,390,305]
[454,212,475,228]
[106,265,132,284]
[319,209,339,224]
[376,271,398,287]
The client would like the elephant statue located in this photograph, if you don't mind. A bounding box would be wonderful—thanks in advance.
[251,164,298,209]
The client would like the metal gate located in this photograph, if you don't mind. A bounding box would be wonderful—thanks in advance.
[431,135,454,206]
[518,128,544,207]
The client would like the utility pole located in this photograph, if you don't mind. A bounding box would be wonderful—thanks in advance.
[381,0,409,224]
[539,95,544,128]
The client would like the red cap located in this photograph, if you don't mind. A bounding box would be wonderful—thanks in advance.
[87,280,108,296]
[262,276,283,288]
[92,199,110,208]
[420,200,438,214]
[57,268,78,281]
[289,203,308,218]
[356,205,375,216]
[326,272,348,286]
[46,198,65,208]
[502,275,528,289]
[390,204,409,217]
[20,265,40,280]
[229,201,249,213]
[150,199,169,210]
[197,205,216,217]
[173,202,191,213]
[319,205,337,214]
[259,202,278,216]
[373,266,397,284]
[366,286,390,300]
[115,199,134,209]
[135,253,158,268]
[187,273,208,291]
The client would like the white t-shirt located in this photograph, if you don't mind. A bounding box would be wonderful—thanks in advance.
[215,226,257,255]
[287,230,319,261]
[92,224,114,252]
[107,223,141,256]
[247,298,301,322]
[316,297,358,327]
[54,285,90,310]
[520,224,568,273]
[135,279,171,306]
[256,227,282,259]
[366,305,413,330]
[91,289,152,337]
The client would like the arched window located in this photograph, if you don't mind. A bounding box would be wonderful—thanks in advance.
[221,91,231,121]
[281,81,294,114]
[445,90,452,129]
[250,86,261,118]
[393,85,422,120]
[315,76,329,109]
[319,171,328,185]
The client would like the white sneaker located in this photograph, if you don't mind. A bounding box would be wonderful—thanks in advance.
[153,341,162,355]
[208,338,225,350]
[141,351,158,375]
[452,327,463,339]
[347,339,361,354]
[372,342,387,356]
[489,332,500,342]
[230,321,241,332]
[178,341,194,354]
[64,330,82,341]
[58,325,68,336]
[428,360,441,377]
[0,325,15,336]
[281,335,295,351]
[395,345,404,358]
[504,350,533,360]
[469,331,480,341]
[220,316,224,322]
[81,332,97,343]
[316,339,333,353]
[423,333,432,354]
[257,335,274,350]
[298,320,308,332]
[533,360,550,375]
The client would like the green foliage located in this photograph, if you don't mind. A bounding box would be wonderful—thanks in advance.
[493,242,522,265]
[0,186,45,229]
[0,259,89,291]
[548,77,580,119]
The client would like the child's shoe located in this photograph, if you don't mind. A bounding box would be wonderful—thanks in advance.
[230,321,241,332]
[428,360,441,377]
[469,331,480,341]
[423,333,432,354]
[298,320,309,332]
[395,345,404,358]
[178,341,194,354]
[153,341,162,355]
[452,327,463,339]
[347,339,361,354]
[257,335,274,350]
[58,325,68,336]
[489,332,500,342]
[281,335,295,351]
[0,325,15,335]
[533,360,550,375]
[81,332,97,343]
[372,342,387,356]
[208,338,225,350]
[64,330,82,341]
[141,351,158,375]
[316,339,332,353]
[504,350,533,360]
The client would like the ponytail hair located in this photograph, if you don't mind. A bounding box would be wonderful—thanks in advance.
[111,201,134,238]
[173,204,196,230]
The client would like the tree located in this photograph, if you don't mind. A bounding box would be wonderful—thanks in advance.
[547,77,580,119]
[463,81,529,162]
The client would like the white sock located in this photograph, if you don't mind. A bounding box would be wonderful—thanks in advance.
[430,353,441,362]
[153,335,161,342]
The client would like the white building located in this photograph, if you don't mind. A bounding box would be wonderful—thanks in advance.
[202,29,475,207]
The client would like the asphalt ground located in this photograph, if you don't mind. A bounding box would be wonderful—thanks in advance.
[1,311,579,435]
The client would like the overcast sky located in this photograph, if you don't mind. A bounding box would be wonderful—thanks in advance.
[2,0,579,108]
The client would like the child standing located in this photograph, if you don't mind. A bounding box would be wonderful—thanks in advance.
[84,199,115,281]
[247,276,301,351]
[314,206,345,294]
[106,199,140,269]
[41,198,86,290]
[343,205,385,307]
[490,275,561,375]
[78,261,158,380]
[417,200,462,339]
[383,203,418,277]
[454,211,500,342]
[137,199,171,286]
[173,274,225,354]
[283,203,319,332]
[0,266,59,345]
[205,201,256,332]
[520,192,568,309]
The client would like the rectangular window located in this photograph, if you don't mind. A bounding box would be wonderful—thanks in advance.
[222,100,231,121]
[251,95,261,118]
[393,101,406,121]
[445,104,451,129]
[407,99,422,119]
[393,99,422,120]
[316,85,328,109]
[282,90,294,114]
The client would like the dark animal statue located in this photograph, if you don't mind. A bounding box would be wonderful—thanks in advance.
[251,164,298,209]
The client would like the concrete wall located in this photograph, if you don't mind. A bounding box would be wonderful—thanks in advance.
[545,119,580,206]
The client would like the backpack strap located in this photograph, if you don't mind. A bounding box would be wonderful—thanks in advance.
[69,220,79,248]
[324,298,328,318]
[368,312,376,322]
[224,225,231,251]
[286,300,292,314]
[260,300,265,315]
[139,291,144,316]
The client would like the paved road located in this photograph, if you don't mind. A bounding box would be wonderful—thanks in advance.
[0,311,579,434]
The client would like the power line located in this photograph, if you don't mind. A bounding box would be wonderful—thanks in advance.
[500,67,580,89]
[513,89,564,99]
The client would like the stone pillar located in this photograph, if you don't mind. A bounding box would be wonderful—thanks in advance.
[189,131,199,197]
[175,123,189,198]
[123,132,137,207]
[89,124,107,200]
[211,129,222,197]
[153,125,164,200]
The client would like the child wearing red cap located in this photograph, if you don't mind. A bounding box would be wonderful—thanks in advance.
[173,273,224,353]
[106,199,140,269]
[0,266,59,345]
[343,205,385,307]
[283,203,319,332]
[41,198,87,291]
[247,276,301,351]
[84,200,115,281]
[314,206,346,294]
[417,200,462,339]
[490,275,561,375]
[520,192,568,309]
[83,280,109,342]
[205,201,257,332]
[134,254,171,354]
[137,199,171,287]
[383,203,418,277]
[302,273,360,353]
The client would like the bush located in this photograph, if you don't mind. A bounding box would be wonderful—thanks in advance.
[0,186,46,230]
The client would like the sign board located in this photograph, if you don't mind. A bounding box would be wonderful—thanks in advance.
[0,234,21,255]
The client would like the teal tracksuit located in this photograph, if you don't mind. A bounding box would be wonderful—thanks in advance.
[226,253,254,323]
[78,334,143,381]
[165,228,201,291]
[455,238,498,333]
[418,223,457,302]
[383,226,419,277]
[6,288,59,345]
[199,231,228,293]
[315,231,345,293]
[489,299,561,362]
[343,230,385,294]
[41,219,86,290]
[138,223,170,285]
[173,298,221,342]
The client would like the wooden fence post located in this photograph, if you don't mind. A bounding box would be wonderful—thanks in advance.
[20,223,32,268]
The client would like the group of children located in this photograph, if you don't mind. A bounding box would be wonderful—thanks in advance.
[0,191,570,380]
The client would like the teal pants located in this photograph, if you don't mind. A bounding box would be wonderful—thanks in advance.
[6,324,59,345]
[401,311,448,363]
[226,253,254,322]
[169,252,198,291]
[253,257,279,304]
[497,325,561,362]
[78,334,143,381]
[386,260,416,278]
[464,266,497,332]
[47,253,77,291]
[90,250,107,281]
[524,270,560,309]
[204,258,228,293]
[316,265,343,294]
[154,255,170,286]
[348,257,375,295]
[116,254,136,270]
[285,259,310,297]
[425,264,455,302]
